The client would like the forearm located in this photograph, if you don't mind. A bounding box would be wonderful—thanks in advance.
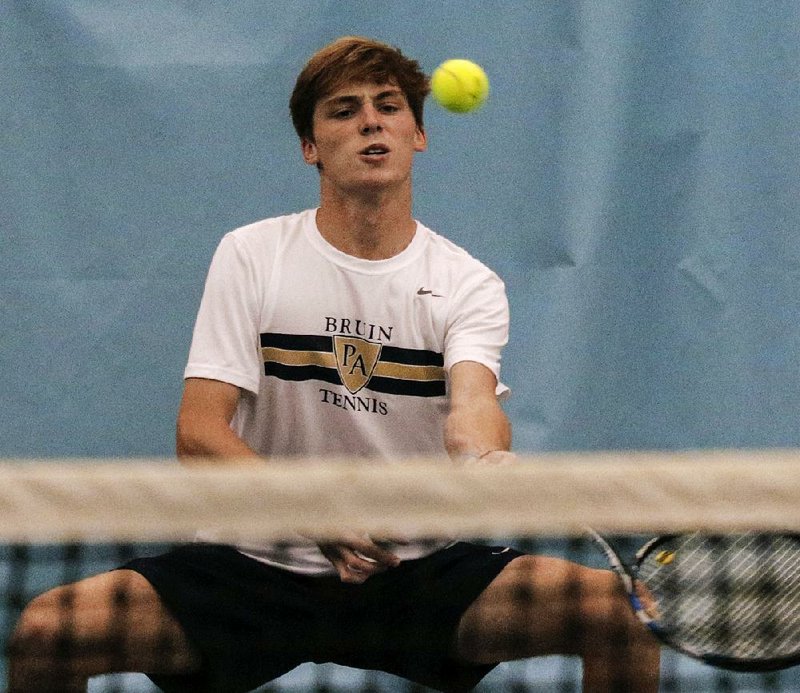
[176,377,261,465]
[444,361,514,464]
[444,398,511,460]
[176,415,260,463]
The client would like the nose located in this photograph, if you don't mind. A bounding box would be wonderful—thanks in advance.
[359,104,383,135]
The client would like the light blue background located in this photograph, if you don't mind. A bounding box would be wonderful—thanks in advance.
[3,1,800,457]
[2,1,799,690]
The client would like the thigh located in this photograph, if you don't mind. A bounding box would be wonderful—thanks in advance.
[124,543,316,692]
[22,569,201,676]
[454,554,623,663]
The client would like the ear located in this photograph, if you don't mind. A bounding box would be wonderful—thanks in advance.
[301,137,318,166]
[414,126,428,153]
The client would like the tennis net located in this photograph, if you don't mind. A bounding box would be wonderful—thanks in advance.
[1,450,799,692]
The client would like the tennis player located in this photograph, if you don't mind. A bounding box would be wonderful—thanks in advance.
[8,36,660,692]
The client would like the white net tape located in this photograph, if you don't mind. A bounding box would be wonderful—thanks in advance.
[0,448,798,542]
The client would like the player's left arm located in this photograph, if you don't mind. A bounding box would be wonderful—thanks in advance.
[444,360,515,465]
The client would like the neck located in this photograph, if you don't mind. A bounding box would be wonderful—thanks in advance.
[315,186,416,260]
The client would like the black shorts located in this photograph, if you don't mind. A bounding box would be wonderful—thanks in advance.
[121,541,522,693]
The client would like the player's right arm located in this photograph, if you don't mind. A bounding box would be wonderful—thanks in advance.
[176,377,260,463]
[177,377,400,579]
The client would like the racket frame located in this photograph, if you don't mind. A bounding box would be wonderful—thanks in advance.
[588,528,800,673]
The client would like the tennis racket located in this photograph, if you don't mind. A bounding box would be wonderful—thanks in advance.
[588,529,800,672]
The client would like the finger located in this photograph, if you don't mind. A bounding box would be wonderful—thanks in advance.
[341,555,390,583]
[321,549,366,584]
[353,550,379,563]
[318,543,388,583]
[480,450,518,466]
[340,563,369,584]
[350,541,401,568]
[461,451,518,467]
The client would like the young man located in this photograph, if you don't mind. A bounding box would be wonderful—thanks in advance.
[8,37,660,692]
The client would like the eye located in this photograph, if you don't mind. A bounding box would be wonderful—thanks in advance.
[378,103,400,114]
[332,108,354,119]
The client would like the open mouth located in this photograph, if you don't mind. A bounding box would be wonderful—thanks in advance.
[360,144,389,156]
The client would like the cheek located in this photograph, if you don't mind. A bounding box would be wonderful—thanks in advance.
[310,134,339,162]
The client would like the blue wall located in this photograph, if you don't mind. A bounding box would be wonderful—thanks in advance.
[3,3,800,690]
[3,0,799,456]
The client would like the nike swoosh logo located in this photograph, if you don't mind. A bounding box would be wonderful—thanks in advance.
[417,288,443,297]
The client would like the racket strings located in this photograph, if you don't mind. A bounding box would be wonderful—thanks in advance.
[637,534,800,661]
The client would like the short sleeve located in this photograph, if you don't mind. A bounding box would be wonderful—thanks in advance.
[443,270,511,399]
[184,234,263,394]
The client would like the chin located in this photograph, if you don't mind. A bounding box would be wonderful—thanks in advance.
[347,175,404,192]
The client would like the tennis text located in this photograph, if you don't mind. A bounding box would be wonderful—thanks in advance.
[319,388,389,415]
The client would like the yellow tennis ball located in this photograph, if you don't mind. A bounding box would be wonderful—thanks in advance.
[430,59,489,113]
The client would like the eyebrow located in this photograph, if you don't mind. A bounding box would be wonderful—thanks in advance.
[322,88,405,109]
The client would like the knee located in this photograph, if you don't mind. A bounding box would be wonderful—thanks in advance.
[8,588,74,659]
[501,556,635,646]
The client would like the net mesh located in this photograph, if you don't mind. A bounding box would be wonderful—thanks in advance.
[1,451,799,692]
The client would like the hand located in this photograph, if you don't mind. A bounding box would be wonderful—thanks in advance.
[476,450,518,466]
[317,532,404,584]
[635,580,662,620]
[458,450,518,466]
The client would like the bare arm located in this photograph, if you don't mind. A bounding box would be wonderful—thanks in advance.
[444,361,514,464]
[176,377,400,580]
[175,377,260,464]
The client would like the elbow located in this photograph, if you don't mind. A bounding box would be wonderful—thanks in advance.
[175,378,246,462]
[175,426,193,460]
[175,412,208,460]
[175,433,193,460]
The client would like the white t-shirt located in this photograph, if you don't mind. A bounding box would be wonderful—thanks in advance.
[185,209,509,573]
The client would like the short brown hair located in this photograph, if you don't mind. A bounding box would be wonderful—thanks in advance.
[290,36,430,142]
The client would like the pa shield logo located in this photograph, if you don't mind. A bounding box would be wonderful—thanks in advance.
[333,336,383,394]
